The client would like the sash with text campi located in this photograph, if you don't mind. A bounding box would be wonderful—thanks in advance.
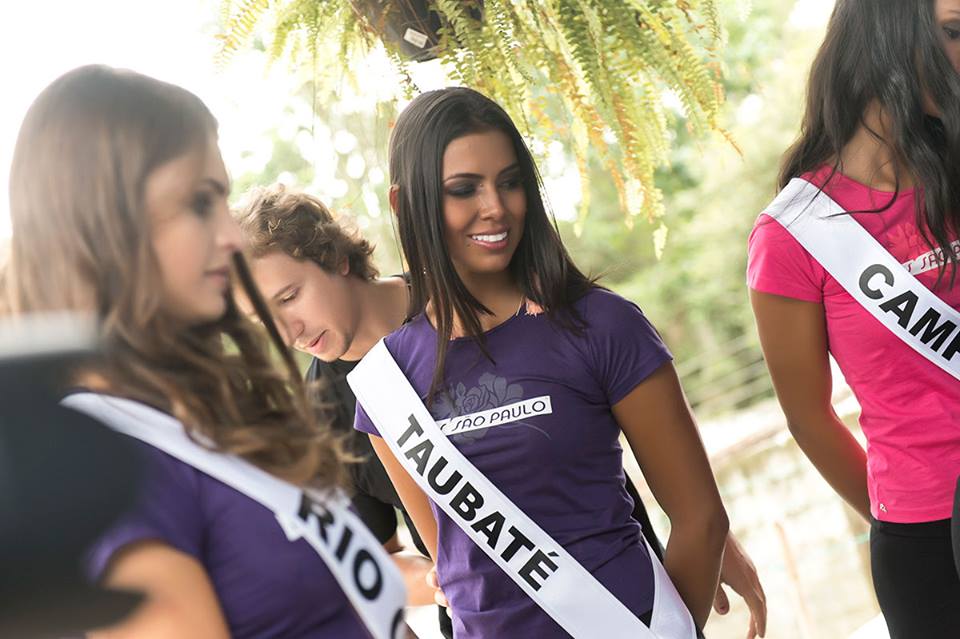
[766,178,960,382]
[62,393,407,639]
[348,340,697,639]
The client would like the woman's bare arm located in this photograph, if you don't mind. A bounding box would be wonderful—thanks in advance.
[750,289,870,520]
[615,362,729,628]
[88,541,229,639]
[369,435,439,560]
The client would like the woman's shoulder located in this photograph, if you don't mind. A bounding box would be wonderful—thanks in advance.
[383,312,433,357]
[571,286,644,321]
[551,287,662,353]
[62,392,223,510]
[561,287,672,401]
[83,446,208,581]
[789,166,919,220]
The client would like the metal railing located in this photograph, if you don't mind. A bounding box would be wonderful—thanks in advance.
[676,332,774,418]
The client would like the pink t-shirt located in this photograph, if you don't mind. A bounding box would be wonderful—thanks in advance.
[747,165,960,523]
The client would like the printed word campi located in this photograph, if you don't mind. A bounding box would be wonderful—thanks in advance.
[398,414,560,591]
[859,263,960,361]
[437,396,552,435]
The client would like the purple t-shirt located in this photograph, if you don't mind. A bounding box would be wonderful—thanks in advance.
[355,288,671,638]
[87,430,368,639]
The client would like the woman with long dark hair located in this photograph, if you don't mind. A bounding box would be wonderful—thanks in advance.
[5,65,404,638]
[748,1,960,636]
[353,87,732,638]
[236,182,766,638]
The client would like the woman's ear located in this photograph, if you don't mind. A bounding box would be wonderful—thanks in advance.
[388,184,400,217]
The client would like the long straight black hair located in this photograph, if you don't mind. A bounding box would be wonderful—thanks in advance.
[388,87,595,400]
[780,0,960,283]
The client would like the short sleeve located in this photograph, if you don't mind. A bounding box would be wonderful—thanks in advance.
[747,214,826,302]
[85,440,205,581]
[353,403,381,437]
[582,290,673,406]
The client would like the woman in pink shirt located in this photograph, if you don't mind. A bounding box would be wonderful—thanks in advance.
[748,1,960,636]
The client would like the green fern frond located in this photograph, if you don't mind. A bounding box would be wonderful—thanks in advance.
[215,0,730,237]
[701,0,724,40]
[484,0,537,95]
[215,0,270,67]
[269,10,303,61]
[219,0,236,34]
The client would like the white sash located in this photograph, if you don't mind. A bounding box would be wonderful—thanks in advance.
[62,393,407,639]
[765,178,960,382]
[348,340,697,639]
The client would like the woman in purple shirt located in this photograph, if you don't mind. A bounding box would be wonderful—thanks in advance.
[5,65,389,638]
[354,87,731,637]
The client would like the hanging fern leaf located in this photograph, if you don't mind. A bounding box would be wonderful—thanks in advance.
[215,0,728,235]
[215,0,270,68]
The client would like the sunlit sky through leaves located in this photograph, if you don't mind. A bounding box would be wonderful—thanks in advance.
[1,0,831,239]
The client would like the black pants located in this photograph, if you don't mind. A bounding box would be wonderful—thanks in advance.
[871,517,960,638]
[953,475,960,581]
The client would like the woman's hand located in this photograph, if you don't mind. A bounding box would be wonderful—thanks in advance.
[712,532,766,638]
[388,547,442,607]
[425,565,449,608]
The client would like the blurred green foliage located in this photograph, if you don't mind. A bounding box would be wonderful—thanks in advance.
[230,0,828,416]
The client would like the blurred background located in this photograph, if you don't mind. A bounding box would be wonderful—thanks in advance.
[2,0,885,636]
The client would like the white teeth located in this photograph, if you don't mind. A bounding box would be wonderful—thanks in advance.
[470,231,508,242]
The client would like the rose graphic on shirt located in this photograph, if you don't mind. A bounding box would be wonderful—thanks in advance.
[478,373,524,406]
[457,383,493,415]
[432,373,541,443]
[887,221,960,274]
[885,222,925,259]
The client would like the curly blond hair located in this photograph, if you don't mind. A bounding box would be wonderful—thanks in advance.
[236,184,378,280]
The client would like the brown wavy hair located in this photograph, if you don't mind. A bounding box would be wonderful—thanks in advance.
[4,65,346,488]
[236,184,378,280]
